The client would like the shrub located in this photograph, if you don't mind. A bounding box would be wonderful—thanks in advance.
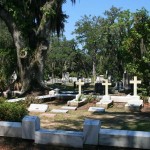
[0,97,6,103]
[0,102,28,122]
[86,95,97,103]
[23,95,44,107]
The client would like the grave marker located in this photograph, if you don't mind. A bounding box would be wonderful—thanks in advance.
[51,109,68,113]
[130,76,141,96]
[61,106,77,110]
[28,104,48,112]
[76,79,84,95]
[88,107,105,113]
[102,79,111,96]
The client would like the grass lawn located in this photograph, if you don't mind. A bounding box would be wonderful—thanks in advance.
[29,99,150,132]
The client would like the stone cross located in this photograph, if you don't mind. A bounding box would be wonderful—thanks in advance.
[102,79,111,95]
[76,79,84,95]
[130,76,141,96]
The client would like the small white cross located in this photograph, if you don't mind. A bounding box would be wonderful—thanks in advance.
[102,79,111,95]
[130,76,141,96]
[76,79,84,95]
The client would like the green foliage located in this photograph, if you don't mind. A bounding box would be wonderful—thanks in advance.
[0,97,6,103]
[23,95,44,107]
[86,95,97,103]
[0,19,17,89]
[75,94,85,101]
[46,36,90,78]
[73,7,150,95]
[0,101,28,122]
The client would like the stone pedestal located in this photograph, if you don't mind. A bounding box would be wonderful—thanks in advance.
[101,95,111,101]
[125,99,143,112]
[22,116,40,140]
[67,98,88,107]
[83,119,101,145]
[96,95,113,109]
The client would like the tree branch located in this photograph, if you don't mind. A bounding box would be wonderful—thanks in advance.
[36,0,56,38]
[0,5,25,50]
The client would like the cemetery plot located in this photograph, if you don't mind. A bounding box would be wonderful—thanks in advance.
[96,79,113,109]
[28,99,150,132]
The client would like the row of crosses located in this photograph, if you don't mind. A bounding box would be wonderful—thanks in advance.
[76,76,141,96]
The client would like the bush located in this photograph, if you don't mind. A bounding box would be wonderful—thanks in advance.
[23,95,44,107]
[86,95,97,103]
[0,97,6,103]
[0,102,28,122]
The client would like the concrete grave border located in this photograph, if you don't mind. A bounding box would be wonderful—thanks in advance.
[0,116,150,149]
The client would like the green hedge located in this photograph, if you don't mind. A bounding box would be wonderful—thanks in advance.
[0,99,28,122]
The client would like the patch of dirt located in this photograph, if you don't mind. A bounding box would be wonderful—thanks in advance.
[142,103,150,112]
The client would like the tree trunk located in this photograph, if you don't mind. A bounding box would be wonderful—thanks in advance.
[8,25,50,95]
[92,49,97,82]
[92,60,96,82]
[19,40,49,95]
[0,5,50,95]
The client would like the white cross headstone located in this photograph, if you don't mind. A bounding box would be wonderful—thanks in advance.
[102,79,111,96]
[76,79,84,95]
[130,76,141,96]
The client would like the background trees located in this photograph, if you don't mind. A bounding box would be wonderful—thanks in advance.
[73,15,104,81]
[71,7,150,94]
[46,36,91,78]
[0,3,150,95]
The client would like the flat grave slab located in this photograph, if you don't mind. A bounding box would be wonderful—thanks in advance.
[61,106,77,110]
[8,97,26,102]
[36,95,56,99]
[125,100,143,112]
[51,109,68,113]
[111,95,140,103]
[88,107,105,113]
[127,100,143,106]
[28,104,48,112]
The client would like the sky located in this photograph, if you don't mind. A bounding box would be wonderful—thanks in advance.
[63,0,150,40]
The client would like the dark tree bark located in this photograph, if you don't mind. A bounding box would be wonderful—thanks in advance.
[0,5,50,95]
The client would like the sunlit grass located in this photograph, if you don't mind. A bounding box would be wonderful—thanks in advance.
[29,101,150,132]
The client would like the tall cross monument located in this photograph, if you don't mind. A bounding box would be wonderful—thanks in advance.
[76,79,84,95]
[130,76,141,96]
[102,79,111,96]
